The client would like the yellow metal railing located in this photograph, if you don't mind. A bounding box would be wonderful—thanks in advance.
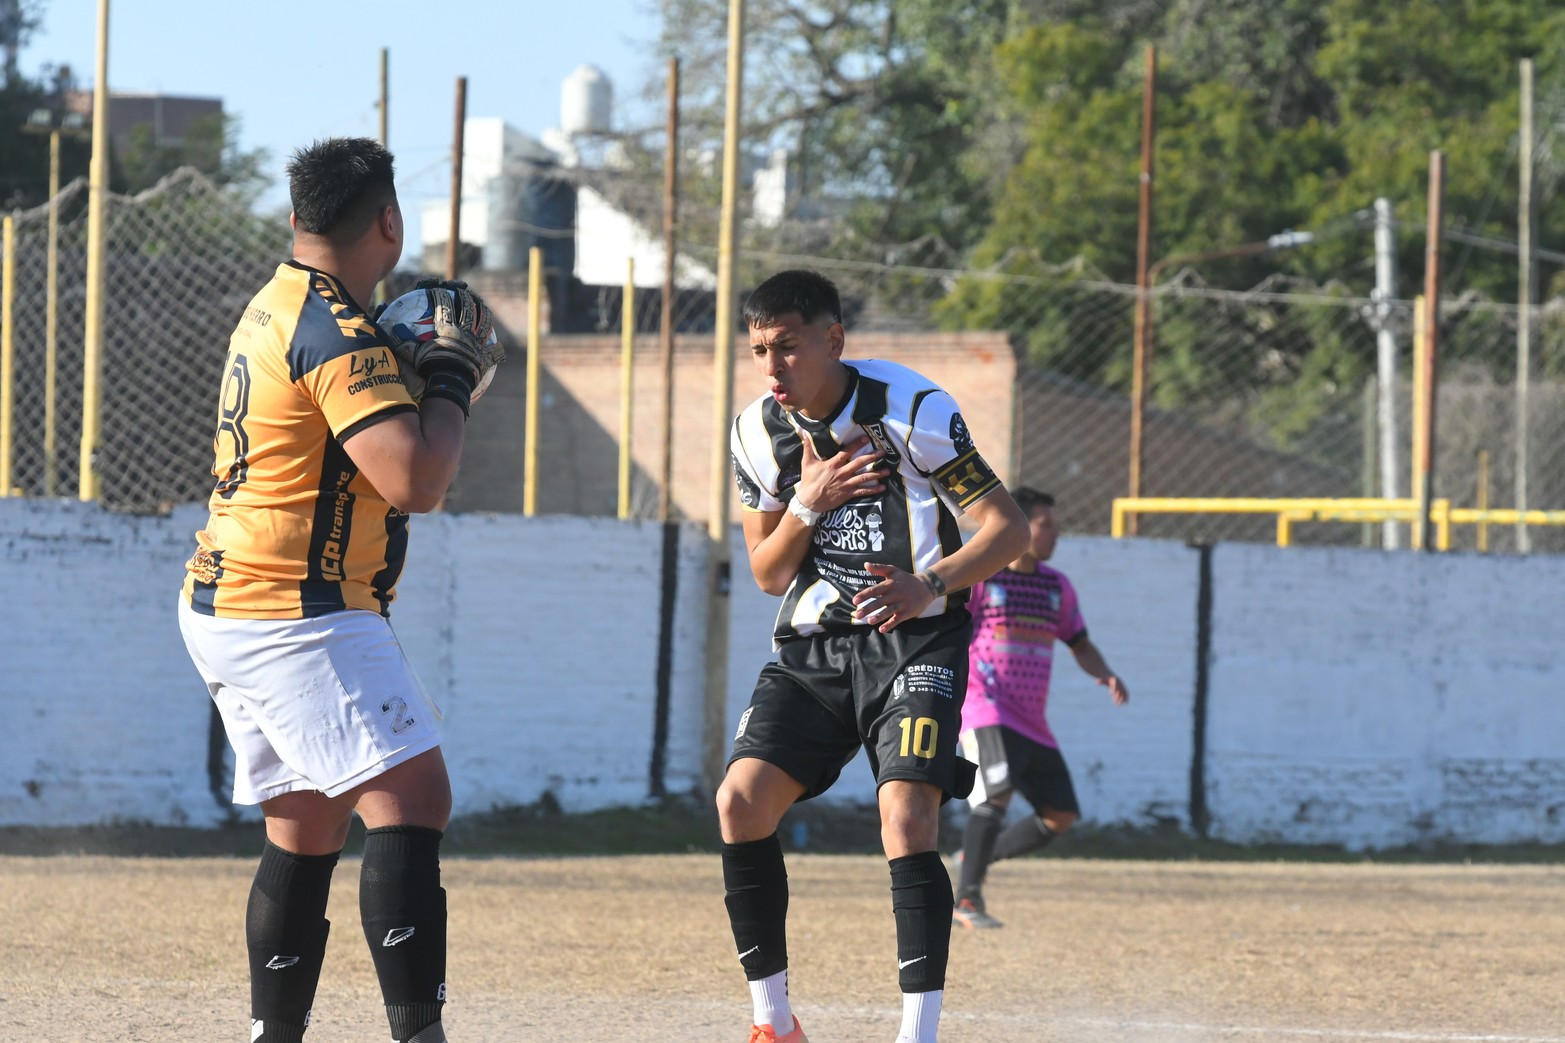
[1111,497,1565,550]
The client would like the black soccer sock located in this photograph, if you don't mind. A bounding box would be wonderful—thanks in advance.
[991,815,1056,863]
[360,826,448,1043]
[722,833,790,981]
[956,802,1006,900]
[246,841,339,1039]
[889,851,953,994]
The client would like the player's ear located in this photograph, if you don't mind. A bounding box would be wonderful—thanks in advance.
[826,321,845,358]
[288,211,298,231]
[379,203,400,242]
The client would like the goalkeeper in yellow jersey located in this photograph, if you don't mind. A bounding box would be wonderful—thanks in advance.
[177,137,501,1043]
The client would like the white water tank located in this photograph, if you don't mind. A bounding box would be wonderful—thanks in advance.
[561,65,613,136]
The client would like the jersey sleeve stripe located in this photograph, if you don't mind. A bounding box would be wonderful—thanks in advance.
[337,403,417,444]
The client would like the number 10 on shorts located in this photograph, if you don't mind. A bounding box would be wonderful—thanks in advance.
[898,716,938,759]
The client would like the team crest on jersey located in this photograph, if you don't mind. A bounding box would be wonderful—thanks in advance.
[950,413,974,454]
[860,421,901,466]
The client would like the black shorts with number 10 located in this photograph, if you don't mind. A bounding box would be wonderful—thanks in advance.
[729,612,978,803]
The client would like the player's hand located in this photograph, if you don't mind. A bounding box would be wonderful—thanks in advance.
[1098,674,1129,705]
[410,278,505,385]
[852,562,935,634]
[793,435,884,515]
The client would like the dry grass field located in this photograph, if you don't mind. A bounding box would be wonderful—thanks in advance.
[2,849,1562,1042]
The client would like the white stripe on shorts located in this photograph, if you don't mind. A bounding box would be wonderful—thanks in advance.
[177,599,442,805]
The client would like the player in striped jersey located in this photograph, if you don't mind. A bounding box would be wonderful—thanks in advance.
[719,270,1030,1043]
[177,138,497,1043]
[952,489,1130,930]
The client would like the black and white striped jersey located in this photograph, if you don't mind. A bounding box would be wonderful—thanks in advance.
[731,359,1003,644]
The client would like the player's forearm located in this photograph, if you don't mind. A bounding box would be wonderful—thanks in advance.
[1071,639,1114,680]
[921,496,1028,595]
[399,400,467,512]
[746,511,815,595]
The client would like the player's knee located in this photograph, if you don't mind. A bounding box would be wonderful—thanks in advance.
[715,779,776,840]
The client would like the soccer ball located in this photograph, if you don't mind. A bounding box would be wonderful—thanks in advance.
[375,287,500,403]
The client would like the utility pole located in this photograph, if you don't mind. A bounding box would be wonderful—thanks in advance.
[1372,198,1401,549]
[446,76,466,280]
[658,56,680,523]
[1416,151,1446,553]
[1127,43,1157,534]
[1516,58,1536,553]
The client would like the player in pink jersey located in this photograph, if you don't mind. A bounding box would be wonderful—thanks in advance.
[951,488,1129,929]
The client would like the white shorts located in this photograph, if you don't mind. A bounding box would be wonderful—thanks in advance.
[177,599,442,805]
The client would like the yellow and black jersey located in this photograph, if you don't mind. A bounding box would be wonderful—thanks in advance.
[181,261,418,619]
[730,359,1003,644]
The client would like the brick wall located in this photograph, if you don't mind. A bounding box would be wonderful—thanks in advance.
[444,331,1018,518]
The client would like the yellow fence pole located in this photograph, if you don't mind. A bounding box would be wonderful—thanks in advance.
[1410,295,1427,551]
[79,0,110,502]
[1,215,14,496]
[618,257,635,520]
[1476,450,1490,553]
[523,246,542,517]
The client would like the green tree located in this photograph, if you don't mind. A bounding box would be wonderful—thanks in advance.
[113,111,269,202]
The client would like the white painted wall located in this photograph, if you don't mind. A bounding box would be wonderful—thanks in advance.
[1205,543,1565,849]
[6,500,1564,849]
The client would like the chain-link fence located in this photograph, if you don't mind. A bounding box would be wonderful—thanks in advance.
[4,168,1564,551]
[1,169,292,509]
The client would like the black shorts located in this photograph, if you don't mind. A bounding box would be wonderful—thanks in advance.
[729,613,977,803]
[960,725,1080,817]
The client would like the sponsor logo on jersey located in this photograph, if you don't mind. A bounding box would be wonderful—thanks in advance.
[319,472,354,580]
[734,706,754,740]
[817,503,883,552]
[347,348,402,395]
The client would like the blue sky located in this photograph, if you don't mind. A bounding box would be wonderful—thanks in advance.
[19,0,663,255]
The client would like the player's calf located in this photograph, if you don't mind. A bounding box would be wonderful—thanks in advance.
[246,842,339,1042]
[359,826,448,1043]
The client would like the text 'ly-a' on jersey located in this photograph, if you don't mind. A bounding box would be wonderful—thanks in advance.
[731,359,1003,644]
[181,261,419,620]
[962,564,1087,749]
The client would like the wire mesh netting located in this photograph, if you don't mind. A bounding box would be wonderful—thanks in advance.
[2,170,292,508]
[4,167,1565,552]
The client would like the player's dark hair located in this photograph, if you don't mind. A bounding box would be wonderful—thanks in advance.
[287,137,397,244]
[743,269,843,328]
[1012,486,1055,515]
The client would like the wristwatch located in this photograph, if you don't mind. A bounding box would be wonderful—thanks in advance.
[788,495,822,526]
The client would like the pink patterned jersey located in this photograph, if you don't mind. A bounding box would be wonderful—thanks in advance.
[961,564,1086,749]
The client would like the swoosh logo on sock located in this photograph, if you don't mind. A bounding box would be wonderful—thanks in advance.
[737,945,761,960]
[898,955,927,969]
[382,926,416,947]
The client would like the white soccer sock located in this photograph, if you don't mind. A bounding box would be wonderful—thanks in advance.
[749,969,793,1033]
[897,988,943,1042]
